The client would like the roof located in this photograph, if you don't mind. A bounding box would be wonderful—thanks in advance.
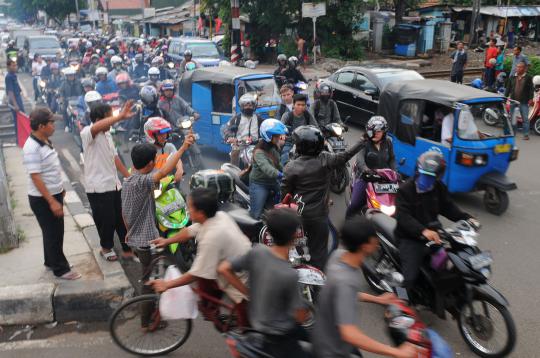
[338,65,419,74]
[99,0,146,10]
[130,3,198,24]
[179,66,273,104]
[186,66,272,84]
[452,5,540,17]
[379,80,503,130]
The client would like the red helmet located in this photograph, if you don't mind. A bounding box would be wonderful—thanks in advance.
[144,117,171,144]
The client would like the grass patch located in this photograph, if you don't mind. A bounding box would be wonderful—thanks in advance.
[16,226,26,242]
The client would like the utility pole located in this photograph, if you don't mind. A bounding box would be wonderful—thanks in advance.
[74,0,80,30]
[469,0,481,46]
[230,0,242,65]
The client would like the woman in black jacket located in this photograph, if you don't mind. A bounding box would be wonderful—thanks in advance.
[346,116,395,217]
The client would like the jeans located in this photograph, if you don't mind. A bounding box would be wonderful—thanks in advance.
[450,71,464,84]
[485,67,496,89]
[28,193,71,277]
[249,181,280,219]
[11,98,24,146]
[346,179,368,217]
[280,141,293,167]
[32,76,41,101]
[87,190,131,252]
[510,102,530,136]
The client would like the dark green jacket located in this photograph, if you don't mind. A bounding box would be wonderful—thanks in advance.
[505,73,534,104]
[250,145,282,185]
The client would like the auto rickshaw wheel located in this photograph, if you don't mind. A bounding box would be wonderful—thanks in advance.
[483,186,509,215]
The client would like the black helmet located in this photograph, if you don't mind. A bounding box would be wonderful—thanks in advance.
[184,49,192,57]
[140,85,158,107]
[417,150,446,178]
[293,125,324,156]
[288,56,299,69]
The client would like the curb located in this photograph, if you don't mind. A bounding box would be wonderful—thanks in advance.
[0,149,134,325]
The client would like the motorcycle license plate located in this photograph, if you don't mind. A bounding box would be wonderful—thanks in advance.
[468,252,493,270]
[494,144,511,154]
[374,183,399,194]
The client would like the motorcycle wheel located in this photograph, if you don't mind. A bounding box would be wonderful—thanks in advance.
[458,296,516,358]
[330,166,350,194]
[483,186,509,216]
[361,249,394,294]
[482,108,498,126]
[533,119,540,136]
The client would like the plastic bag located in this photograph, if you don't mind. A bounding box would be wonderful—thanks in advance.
[159,265,199,320]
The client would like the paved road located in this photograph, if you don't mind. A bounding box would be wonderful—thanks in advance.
[3,73,540,357]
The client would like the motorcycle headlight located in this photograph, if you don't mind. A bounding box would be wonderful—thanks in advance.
[181,120,192,129]
[112,108,120,117]
[333,125,343,136]
[39,80,46,88]
[380,205,396,217]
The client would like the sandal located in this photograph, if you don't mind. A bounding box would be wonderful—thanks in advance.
[58,271,82,280]
[100,250,118,262]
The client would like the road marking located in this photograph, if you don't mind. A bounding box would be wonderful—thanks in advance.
[0,335,110,351]
[60,148,81,172]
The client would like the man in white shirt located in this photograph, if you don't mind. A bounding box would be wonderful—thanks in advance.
[149,188,252,328]
[23,108,81,280]
[31,54,47,102]
[441,111,454,145]
[81,101,135,261]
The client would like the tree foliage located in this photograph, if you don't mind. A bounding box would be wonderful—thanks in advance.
[201,0,370,60]
[9,0,86,25]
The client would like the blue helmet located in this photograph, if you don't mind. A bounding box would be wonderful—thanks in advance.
[471,78,483,89]
[260,118,288,143]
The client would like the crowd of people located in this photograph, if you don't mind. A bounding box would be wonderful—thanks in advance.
[11,31,500,358]
[450,39,535,140]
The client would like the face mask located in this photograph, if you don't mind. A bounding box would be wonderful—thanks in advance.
[243,108,254,116]
[320,95,330,102]
[415,173,436,193]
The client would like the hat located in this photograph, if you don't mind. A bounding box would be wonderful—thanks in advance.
[30,107,61,129]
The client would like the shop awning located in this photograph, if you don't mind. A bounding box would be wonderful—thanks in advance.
[452,6,540,18]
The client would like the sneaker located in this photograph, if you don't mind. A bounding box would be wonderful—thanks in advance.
[523,135,530,140]
[58,271,82,280]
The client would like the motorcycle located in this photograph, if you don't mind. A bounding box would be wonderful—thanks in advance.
[154,174,196,273]
[258,194,326,319]
[362,211,516,357]
[322,122,350,193]
[65,96,81,134]
[527,83,540,136]
[172,116,204,172]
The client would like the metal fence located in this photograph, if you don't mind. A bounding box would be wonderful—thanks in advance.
[0,145,17,250]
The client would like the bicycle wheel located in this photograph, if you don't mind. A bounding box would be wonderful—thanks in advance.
[109,294,192,356]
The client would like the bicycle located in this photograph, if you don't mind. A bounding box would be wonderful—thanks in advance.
[109,245,243,356]
[109,245,192,356]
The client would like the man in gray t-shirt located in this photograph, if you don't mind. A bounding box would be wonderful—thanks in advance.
[312,217,416,358]
[219,208,310,358]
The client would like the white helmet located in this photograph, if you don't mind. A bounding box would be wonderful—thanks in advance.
[84,90,102,105]
[533,75,540,87]
[111,55,123,65]
[95,67,108,76]
[148,67,160,76]
[63,67,76,76]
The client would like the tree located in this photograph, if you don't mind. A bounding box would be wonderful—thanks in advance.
[9,0,86,25]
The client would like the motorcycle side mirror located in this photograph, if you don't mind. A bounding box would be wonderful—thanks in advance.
[366,152,378,169]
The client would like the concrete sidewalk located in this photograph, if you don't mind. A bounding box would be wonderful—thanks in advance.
[0,145,132,326]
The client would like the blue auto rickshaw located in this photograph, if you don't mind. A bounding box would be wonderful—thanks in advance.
[378,79,518,215]
[178,67,280,154]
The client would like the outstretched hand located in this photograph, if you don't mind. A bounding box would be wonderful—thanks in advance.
[119,100,137,119]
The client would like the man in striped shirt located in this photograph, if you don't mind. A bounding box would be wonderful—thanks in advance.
[23,107,81,280]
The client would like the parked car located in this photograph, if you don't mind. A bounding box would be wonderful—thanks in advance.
[319,66,424,125]
[167,37,222,68]
[25,35,62,63]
